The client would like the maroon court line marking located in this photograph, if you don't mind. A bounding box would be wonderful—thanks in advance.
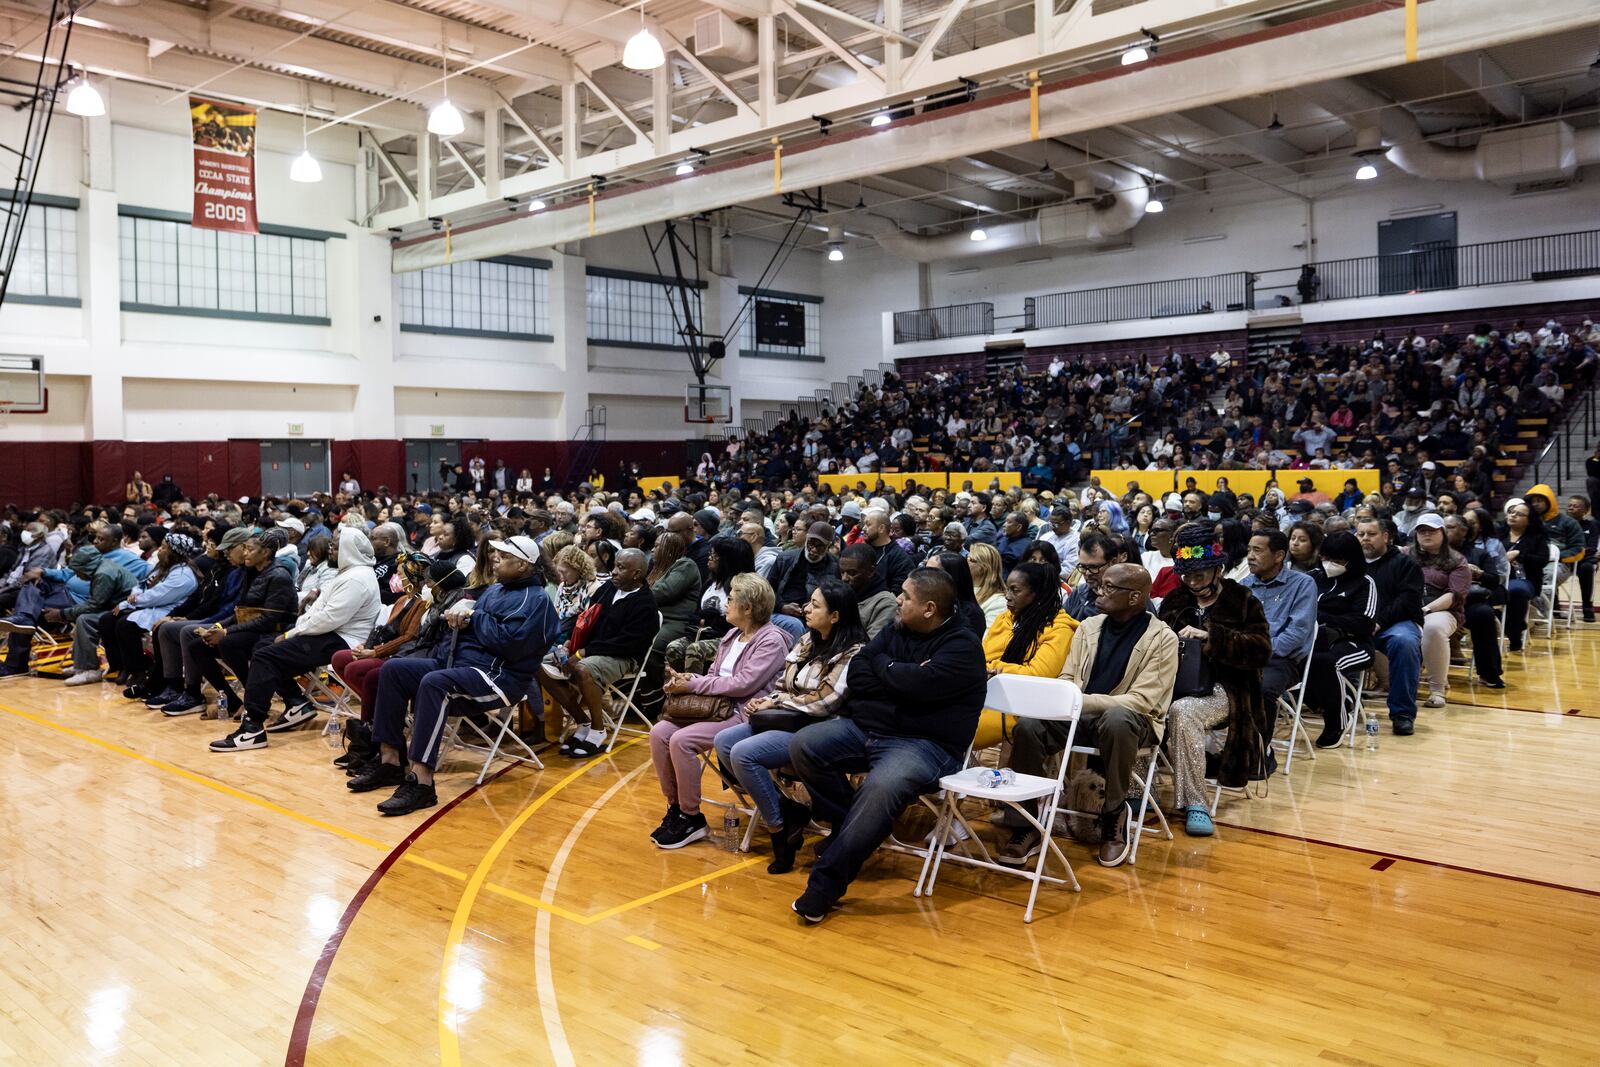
[1217,822,1600,899]
[285,762,519,1067]
[1454,700,1596,718]
[1370,857,1396,872]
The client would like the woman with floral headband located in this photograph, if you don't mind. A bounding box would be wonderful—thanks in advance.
[1156,523,1272,837]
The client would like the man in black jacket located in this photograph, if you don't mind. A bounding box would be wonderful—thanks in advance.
[188,530,299,718]
[542,548,658,758]
[860,509,915,591]
[788,567,986,924]
[1356,517,1425,734]
[767,522,839,620]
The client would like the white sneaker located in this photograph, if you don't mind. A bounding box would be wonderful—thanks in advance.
[925,819,972,848]
[265,702,319,733]
[1425,692,1447,708]
[63,670,103,687]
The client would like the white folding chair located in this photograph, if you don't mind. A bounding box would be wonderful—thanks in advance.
[599,611,664,750]
[697,749,762,852]
[1273,621,1318,775]
[441,696,545,784]
[300,665,358,724]
[916,675,1083,923]
[1530,545,1564,642]
[1339,660,1372,747]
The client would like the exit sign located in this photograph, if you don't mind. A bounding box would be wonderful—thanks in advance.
[430,424,445,437]
[287,422,305,436]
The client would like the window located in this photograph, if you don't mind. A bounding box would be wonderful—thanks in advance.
[396,257,552,340]
[586,269,704,350]
[738,287,823,361]
[1,197,79,303]
[118,208,330,323]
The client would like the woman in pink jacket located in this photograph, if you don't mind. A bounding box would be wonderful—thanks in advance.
[649,571,792,849]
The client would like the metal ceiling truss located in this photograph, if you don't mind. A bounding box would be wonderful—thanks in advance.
[391,0,1600,270]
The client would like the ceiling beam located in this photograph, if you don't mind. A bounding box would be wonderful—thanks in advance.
[70,3,501,110]
[1443,51,1534,121]
[0,19,430,132]
[1181,104,1308,169]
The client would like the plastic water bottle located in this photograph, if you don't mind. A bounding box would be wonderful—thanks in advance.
[1365,714,1379,751]
[721,808,740,850]
[322,716,344,749]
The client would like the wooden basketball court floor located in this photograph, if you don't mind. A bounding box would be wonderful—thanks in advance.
[2,634,1598,1066]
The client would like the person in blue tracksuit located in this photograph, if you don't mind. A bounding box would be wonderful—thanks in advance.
[351,534,559,815]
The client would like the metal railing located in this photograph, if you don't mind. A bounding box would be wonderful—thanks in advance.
[1531,383,1599,496]
[1028,273,1252,329]
[892,302,994,342]
[1308,229,1600,303]
[893,228,1600,342]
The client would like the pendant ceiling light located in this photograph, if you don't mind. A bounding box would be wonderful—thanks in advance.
[289,97,322,183]
[429,26,465,137]
[64,71,105,117]
[624,3,665,71]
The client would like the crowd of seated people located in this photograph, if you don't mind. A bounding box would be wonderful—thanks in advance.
[0,311,1594,918]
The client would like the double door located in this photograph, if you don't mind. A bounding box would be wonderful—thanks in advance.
[259,440,329,498]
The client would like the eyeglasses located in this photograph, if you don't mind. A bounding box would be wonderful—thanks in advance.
[1079,561,1108,576]
[1100,583,1141,596]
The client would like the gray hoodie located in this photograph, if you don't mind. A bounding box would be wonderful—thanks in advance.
[284,526,381,648]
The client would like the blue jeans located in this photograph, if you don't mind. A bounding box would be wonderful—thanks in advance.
[714,722,799,828]
[770,614,805,641]
[1375,620,1422,721]
[789,717,961,908]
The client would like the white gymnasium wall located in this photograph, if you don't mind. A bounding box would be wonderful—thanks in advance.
[821,170,1600,361]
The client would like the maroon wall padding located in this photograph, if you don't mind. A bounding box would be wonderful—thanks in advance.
[90,439,127,504]
[0,442,90,508]
[340,439,406,494]
[122,441,233,500]
[227,440,262,501]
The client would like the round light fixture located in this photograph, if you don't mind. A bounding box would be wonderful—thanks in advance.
[1121,45,1149,66]
[870,113,890,127]
[428,99,464,138]
[1355,162,1378,180]
[1144,198,1164,214]
[289,150,322,183]
[528,197,546,211]
[969,226,988,242]
[624,27,665,70]
[827,245,843,262]
[675,161,694,175]
[64,76,105,117]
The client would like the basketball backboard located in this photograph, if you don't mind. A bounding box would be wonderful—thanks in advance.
[0,354,46,412]
[685,382,732,424]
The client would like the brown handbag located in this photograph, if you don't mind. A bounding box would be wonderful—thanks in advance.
[661,692,735,727]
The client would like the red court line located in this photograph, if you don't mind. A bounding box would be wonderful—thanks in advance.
[1220,822,1600,899]
[1454,700,1594,718]
[284,763,518,1067]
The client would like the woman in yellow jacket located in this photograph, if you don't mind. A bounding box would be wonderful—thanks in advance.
[971,561,1078,749]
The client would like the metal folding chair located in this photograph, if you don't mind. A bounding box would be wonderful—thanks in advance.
[1274,621,1319,775]
[598,611,664,750]
[917,675,1084,923]
[441,696,545,784]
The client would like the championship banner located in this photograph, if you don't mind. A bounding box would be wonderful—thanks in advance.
[189,96,259,234]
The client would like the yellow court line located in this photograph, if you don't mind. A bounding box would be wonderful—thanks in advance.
[582,855,766,924]
[0,700,393,852]
[438,737,646,1067]
[3,700,766,934]
[623,934,661,951]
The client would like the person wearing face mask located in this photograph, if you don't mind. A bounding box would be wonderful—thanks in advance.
[766,521,840,622]
[1157,524,1273,836]
[0,521,56,614]
[1306,532,1379,747]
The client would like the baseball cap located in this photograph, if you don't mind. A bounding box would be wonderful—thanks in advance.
[489,535,541,565]
[1422,461,1437,471]
[804,521,836,543]
[277,517,305,535]
[219,526,254,549]
[1413,512,1444,531]
[1163,493,1183,511]
[1297,476,1315,488]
